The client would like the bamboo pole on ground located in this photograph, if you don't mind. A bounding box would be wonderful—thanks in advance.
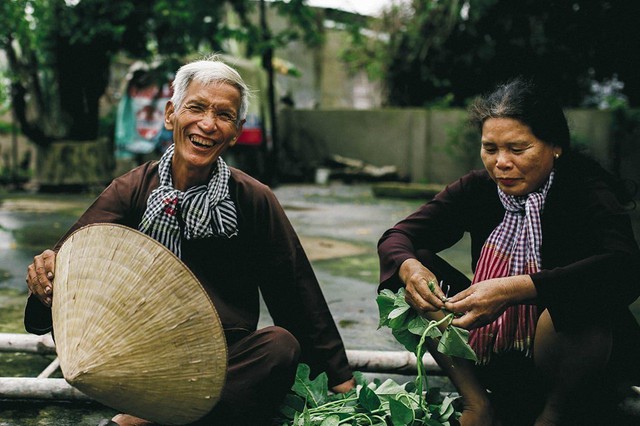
[346,349,441,375]
[37,357,60,379]
[0,378,89,400]
[0,333,55,354]
[0,334,442,374]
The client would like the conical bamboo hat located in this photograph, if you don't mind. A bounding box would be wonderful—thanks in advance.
[51,224,227,425]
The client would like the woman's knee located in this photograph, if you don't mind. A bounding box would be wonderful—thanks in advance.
[533,309,612,376]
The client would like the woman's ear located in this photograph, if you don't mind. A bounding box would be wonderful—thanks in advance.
[554,147,562,159]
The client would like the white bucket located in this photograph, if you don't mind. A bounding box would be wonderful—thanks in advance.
[314,168,330,185]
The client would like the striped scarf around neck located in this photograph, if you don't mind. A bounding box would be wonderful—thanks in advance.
[138,144,238,258]
[468,171,555,364]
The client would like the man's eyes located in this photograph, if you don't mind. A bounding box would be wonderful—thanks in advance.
[184,105,236,121]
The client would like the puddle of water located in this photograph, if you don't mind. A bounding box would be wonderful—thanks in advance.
[0,210,78,292]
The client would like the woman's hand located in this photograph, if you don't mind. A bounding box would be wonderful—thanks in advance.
[399,258,446,314]
[26,249,57,307]
[445,275,537,329]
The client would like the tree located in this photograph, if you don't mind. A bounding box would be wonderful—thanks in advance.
[344,0,640,107]
[0,0,323,147]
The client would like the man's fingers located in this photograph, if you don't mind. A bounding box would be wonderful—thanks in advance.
[42,250,56,279]
[27,252,55,307]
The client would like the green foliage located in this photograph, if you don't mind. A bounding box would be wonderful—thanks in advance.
[279,363,458,425]
[443,113,482,172]
[0,0,324,146]
[343,0,640,108]
[278,288,476,425]
[377,288,477,363]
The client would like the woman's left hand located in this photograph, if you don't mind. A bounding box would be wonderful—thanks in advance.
[444,275,537,329]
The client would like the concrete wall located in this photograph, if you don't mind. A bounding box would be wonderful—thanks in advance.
[280,108,629,185]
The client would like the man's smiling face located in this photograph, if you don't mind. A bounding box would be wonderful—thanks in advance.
[164,79,244,189]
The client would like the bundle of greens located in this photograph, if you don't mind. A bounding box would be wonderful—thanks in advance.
[277,288,477,426]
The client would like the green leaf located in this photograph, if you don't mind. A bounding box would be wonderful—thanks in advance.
[406,315,428,335]
[373,379,408,400]
[279,393,306,419]
[358,385,382,413]
[319,415,341,426]
[353,370,368,387]
[437,326,478,362]
[389,398,414,425]
[388,307,411,330]
[376,289,396,328]
[438,395,458,417]
[393,289,411,310]
[292,363,329,407]
[392,327,420,353]
[388,305,410,320]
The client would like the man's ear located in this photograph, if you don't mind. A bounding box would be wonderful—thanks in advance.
[229,118,246,148]
[164,101,175,130]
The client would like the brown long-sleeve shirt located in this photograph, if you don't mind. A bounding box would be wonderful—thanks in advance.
[25,161,352,386]
[378,165,640,333]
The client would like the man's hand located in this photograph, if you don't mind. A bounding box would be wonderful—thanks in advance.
[26,249,57,307]
[399,258,446,314]
[330,376,356,394]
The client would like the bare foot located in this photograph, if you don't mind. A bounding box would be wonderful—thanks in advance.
[111,414,154,426]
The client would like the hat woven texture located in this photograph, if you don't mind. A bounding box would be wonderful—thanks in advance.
[52,223,227,425]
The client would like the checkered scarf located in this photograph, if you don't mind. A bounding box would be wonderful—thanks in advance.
[468,171,554,364]
[138,144,238,258]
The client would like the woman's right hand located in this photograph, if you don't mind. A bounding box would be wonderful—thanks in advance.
[26,249,57,307]
[399,258,446,314]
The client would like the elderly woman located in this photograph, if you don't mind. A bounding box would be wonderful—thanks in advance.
[378,78,640,425]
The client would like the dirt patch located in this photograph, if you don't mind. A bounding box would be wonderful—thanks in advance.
[299,236,367,261]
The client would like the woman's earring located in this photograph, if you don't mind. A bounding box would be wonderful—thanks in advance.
[554,153,560,160]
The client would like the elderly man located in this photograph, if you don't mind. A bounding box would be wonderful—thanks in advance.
[25,57,355,426]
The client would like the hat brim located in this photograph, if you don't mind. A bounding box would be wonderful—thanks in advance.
[52,224,227,425]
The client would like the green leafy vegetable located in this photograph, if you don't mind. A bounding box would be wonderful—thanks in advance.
[277,288,477,425]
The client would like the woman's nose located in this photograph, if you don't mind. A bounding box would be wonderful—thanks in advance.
[496,151,512,169]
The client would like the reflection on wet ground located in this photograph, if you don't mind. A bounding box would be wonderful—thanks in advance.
[0,211,76,292]
[2,184,639,424]
[0,185,445,424]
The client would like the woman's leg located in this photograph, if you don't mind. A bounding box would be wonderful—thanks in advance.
[533,309,612,425]
[412,250,499,425]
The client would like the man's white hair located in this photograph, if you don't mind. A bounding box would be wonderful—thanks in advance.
[171,55,250,123]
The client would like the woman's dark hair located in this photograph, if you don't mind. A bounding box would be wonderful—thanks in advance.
[469,77,636,205]
[469,77,571,152]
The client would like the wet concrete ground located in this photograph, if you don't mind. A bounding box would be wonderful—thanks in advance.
[1,182,639,424]
[0,183,460,424]
[264,183,473,352]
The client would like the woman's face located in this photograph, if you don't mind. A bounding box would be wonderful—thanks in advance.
[481,117,561,197]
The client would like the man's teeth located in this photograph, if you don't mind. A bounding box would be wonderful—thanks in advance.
[190,136,214,147]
